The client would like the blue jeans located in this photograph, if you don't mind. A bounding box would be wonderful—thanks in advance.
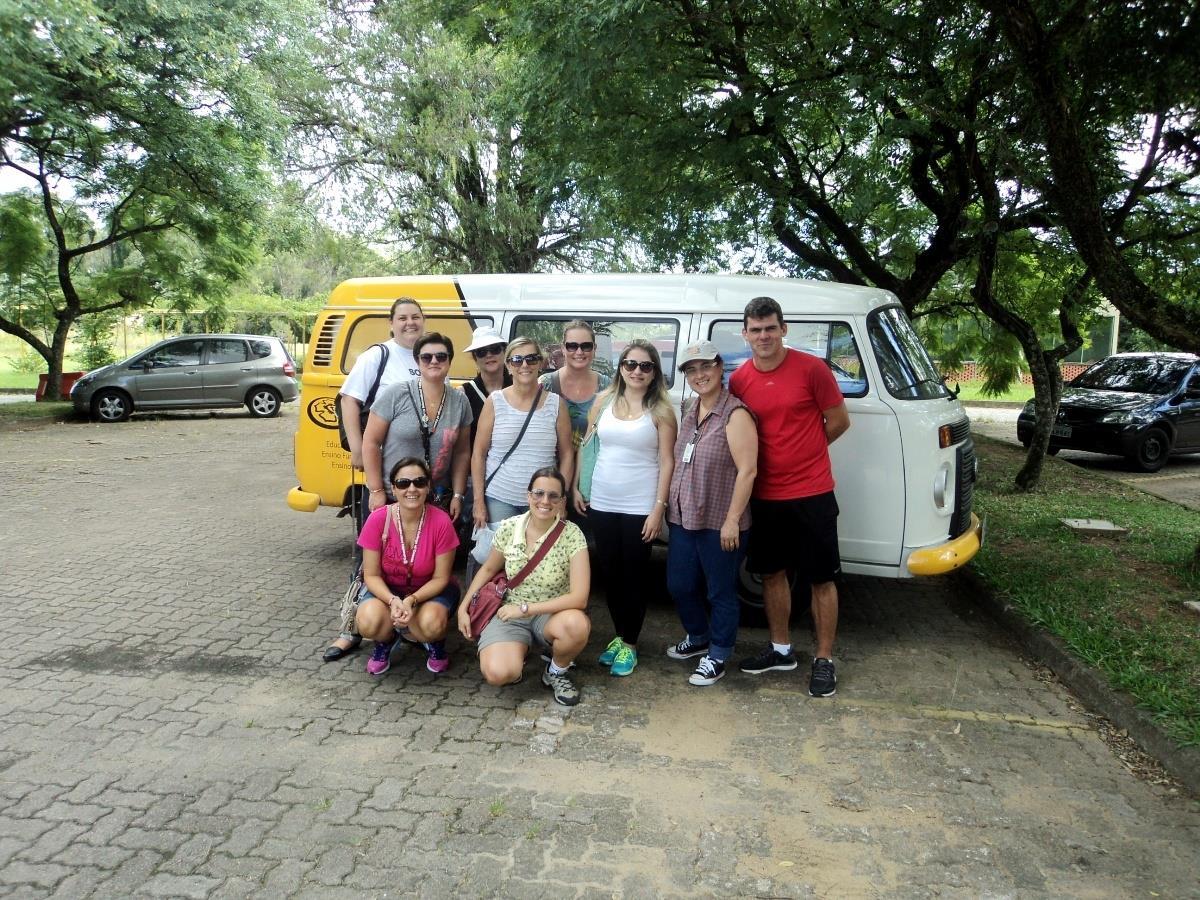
[666,526,747,662]
[485,497,526,523]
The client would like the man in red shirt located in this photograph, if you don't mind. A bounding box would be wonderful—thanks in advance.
[729,296,850,697]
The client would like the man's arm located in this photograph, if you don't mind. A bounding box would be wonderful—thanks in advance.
[823,403,850,444]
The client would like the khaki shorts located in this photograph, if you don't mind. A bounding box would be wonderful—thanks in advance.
[477,611,553,651]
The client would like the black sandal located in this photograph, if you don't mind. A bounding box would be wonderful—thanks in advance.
[322,632,362,662]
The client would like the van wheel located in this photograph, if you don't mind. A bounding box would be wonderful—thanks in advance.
[92,389,132,423]
[1128,427,1170,473]
[247,386,282,418]
[737,563,800,627]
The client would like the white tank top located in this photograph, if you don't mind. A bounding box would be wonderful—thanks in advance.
[589,405,660,515]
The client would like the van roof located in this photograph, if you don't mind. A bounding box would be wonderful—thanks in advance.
[326,274,899,316]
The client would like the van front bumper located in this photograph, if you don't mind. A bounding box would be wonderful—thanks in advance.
[287,487,321,513]
[906,513,984,576]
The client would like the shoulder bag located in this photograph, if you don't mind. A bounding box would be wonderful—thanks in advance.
[576,394,613,503]
[483,387,543,491]
[339,503,397,633]
[467,519,566,639]
[336,342,390,452]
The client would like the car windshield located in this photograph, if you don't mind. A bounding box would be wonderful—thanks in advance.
[1071,357,1192,394]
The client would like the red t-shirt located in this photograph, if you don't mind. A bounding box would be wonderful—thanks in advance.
[730,348,844,500]
[357,505,459,594]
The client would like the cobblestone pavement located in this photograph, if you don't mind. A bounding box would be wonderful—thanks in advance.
[2,410,1198,899]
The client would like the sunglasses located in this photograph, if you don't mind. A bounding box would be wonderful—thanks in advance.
[392,476,430,489]
[529,488,563,502]
[620,359,657,373]
[681,360,720,377]
[471,345,504,359]
[563,341,594,352]
[418,351,449,364]
[508,353,543,367]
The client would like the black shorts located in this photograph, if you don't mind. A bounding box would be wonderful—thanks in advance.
[746,492,841,585]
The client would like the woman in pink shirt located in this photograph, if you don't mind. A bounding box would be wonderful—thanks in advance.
[355,457,461,676]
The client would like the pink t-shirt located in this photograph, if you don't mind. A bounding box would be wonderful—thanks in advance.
[357,505,459,594]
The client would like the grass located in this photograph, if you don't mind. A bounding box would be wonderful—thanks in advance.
[0,372,40,390]
[0,401,75,426]
[971,436,1200,747]
[955,380,1034,403]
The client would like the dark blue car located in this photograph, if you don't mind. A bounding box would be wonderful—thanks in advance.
[1017,352,1200,472]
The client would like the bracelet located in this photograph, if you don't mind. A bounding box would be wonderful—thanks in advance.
[656,499,668,507]
[370,488,385,494]
[453,492,466,501]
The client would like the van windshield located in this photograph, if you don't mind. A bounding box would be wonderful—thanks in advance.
[868,306,951,400]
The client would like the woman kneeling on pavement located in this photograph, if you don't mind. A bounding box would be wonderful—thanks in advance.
[664,341,757,686]
[458,468,590,706]
[356,457,461,676]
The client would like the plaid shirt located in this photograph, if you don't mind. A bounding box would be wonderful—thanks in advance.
[667,390,752,532]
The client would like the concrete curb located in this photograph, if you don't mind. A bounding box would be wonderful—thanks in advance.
[958,566,1200,795]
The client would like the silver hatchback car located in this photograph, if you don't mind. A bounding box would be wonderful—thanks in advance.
[71,334,300,422]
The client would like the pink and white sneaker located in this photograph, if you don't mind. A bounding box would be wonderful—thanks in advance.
[425,641,449,674]
[366,641,394,676]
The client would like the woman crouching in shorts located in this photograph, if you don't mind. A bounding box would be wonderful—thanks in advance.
[458,468,590,706]
[356,457,461,676]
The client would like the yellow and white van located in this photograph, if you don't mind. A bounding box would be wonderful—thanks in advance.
[288,274,982,581]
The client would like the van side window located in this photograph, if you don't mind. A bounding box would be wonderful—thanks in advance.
[511,316,681,388]
[708,320,868,397]
[340,314,491,381]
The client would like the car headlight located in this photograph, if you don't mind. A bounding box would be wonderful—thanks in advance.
[1099,407,1150,425]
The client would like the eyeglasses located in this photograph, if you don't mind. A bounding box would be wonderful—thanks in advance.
[681,360,720,377]
[471,345,503,359]
[563,341,594,353]
[418,351,449,364]
[392,476,430,489]
[529,488,563,502]
[508,353,543,367]
[620,359,657,373]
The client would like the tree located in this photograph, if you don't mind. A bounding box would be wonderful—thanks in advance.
[982,0,1200,356]
[290,1,625,274]
[0,0,315,394]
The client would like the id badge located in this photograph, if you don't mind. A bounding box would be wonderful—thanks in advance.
[682,441,696,464]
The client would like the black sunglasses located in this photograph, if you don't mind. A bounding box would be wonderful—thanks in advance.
[418,351,449,364]
[471,345,504,359]
[508,353,543,367]
[620,359,657,373]
[392,476,430,489]
[563,341,594,352]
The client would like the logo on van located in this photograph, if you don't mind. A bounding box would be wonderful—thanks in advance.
[308,396,340,429]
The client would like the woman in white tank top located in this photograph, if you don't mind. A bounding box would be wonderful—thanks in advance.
[573,339,677,677]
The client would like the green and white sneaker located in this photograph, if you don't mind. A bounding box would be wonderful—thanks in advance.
[598,636,624,667]
[610,644,638,677]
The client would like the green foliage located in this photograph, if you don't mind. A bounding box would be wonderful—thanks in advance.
[973,437,1200,746]
[0,0,318,380]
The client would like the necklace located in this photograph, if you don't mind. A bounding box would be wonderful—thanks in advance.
[417,383,446,431]
[394,505,426,588]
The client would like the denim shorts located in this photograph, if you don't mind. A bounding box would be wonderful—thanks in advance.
[358,580,462,613]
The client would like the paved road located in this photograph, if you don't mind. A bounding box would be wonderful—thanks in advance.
[2,410,1198,898]
[967,405,1200,511]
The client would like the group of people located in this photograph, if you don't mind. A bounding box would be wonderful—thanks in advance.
[323,294,850,706]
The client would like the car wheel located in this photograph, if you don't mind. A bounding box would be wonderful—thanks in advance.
[1047,446,1060,456]
[1129,427,1170,473]
[91,389,132,423]
[246,386,282,418]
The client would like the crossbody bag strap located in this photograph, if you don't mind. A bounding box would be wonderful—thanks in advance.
[506,520,567,591]
[580,392,613,447]
[465,380,486,404]
[483,386,543,491]
[362,343,390,410]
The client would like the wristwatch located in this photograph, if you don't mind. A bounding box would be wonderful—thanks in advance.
[453,492,466,501]
[520,602,529,615]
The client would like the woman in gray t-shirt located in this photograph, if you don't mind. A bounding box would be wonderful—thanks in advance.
[362,333,473,518]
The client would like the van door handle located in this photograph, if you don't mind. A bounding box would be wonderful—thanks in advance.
[241,367,253,372]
